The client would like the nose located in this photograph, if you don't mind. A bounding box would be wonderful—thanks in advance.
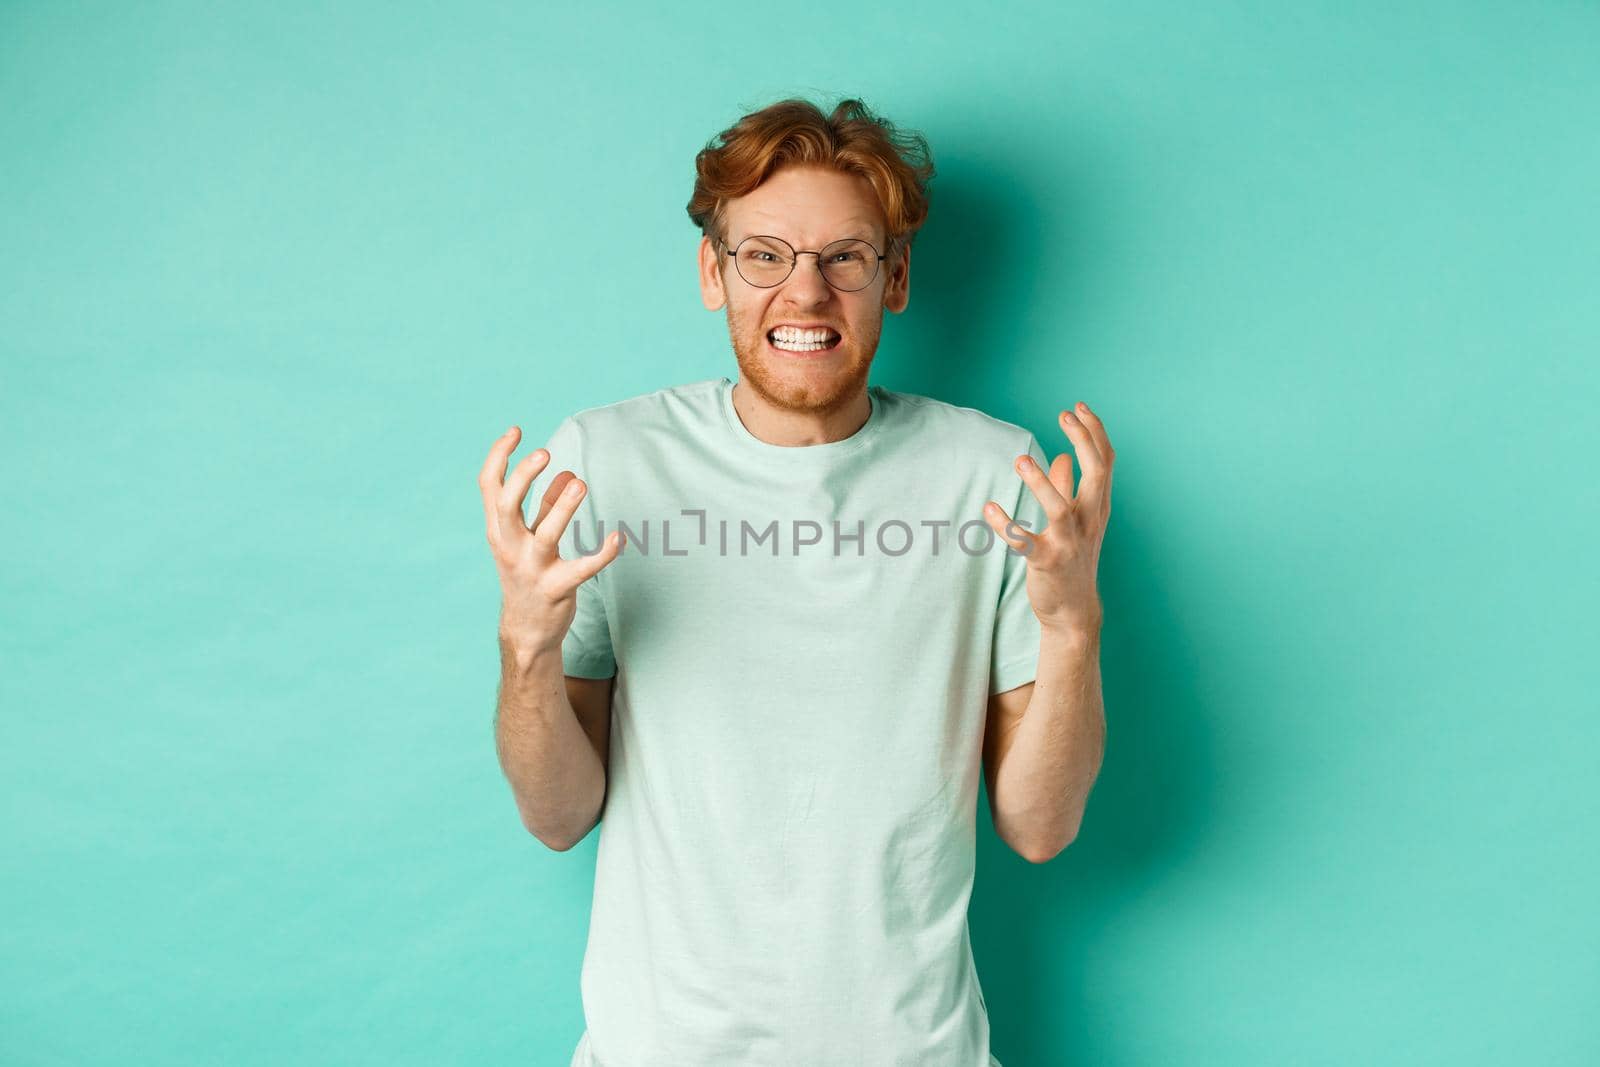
[781,252,833,305]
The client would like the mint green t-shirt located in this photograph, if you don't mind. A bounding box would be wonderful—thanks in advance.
[531,377,1047,1067]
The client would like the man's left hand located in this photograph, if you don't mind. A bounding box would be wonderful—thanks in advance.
[984,401,1115,635]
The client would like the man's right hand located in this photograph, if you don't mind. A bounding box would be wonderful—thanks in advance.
[479,425,624,654]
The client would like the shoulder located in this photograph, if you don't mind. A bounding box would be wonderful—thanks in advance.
[874,386,1037,456]
[561,378,725,439]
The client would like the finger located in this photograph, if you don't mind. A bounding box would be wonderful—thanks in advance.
[496,446,555,537]
[530,474,590,557]
[529,468,579,533]
[983,499,1038,557]
[479,426,527,542]
[1014,452,1071,522]
[1059,409,1109,506]
[1048,453,1077,506]
[1073,402,1115,519]
[550,528,627,590]
[1073,402,1114,465]
[1058,408,1106,466]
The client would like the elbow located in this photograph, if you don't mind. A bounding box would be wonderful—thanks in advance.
[533,828,579,852]
[516,806,577,852]
[521,809,598,853]
[522,818,571,852]
[1018,823,1080,865]
[1019,842,1060,865]
[512,781,605,852]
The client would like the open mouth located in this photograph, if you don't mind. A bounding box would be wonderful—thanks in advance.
[766,327,843,355]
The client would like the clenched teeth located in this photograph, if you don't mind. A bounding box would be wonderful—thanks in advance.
[769,326,840,344]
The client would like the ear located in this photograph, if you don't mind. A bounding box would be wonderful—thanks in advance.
[699,235,727,311]
[882,241,911,314]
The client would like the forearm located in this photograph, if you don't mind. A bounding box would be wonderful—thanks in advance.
[995,623,1106,859]
[494,633,605,850]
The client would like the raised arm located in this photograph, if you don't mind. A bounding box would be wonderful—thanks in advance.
[480,425,624,851]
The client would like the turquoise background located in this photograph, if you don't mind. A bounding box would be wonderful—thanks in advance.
[4,2,1597,1064]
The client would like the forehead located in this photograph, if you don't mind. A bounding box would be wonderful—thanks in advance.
[724,165,886,243]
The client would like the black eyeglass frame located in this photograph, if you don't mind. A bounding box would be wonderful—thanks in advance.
[717,233,889,292]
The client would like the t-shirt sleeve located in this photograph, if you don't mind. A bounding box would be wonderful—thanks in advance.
[524,415,617,680]
[989,432,1049,695]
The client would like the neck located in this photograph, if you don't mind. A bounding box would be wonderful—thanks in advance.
[730,377,872,447]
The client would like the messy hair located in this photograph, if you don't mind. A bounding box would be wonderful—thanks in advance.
[686,96,935,259]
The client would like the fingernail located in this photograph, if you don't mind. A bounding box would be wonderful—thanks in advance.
[1017,456,1033,471]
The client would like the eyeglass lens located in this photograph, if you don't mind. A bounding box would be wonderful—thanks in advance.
[731,236,879,291]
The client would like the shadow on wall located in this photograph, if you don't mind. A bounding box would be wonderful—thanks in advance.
[877,148,1091,409]
[889,155,1246,1063]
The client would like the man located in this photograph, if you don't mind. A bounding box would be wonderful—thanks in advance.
[480,97,1111,1066]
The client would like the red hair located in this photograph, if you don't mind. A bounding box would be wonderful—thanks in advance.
[686,96,935,258]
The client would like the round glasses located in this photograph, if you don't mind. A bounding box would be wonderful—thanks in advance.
[719,234,887,292]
